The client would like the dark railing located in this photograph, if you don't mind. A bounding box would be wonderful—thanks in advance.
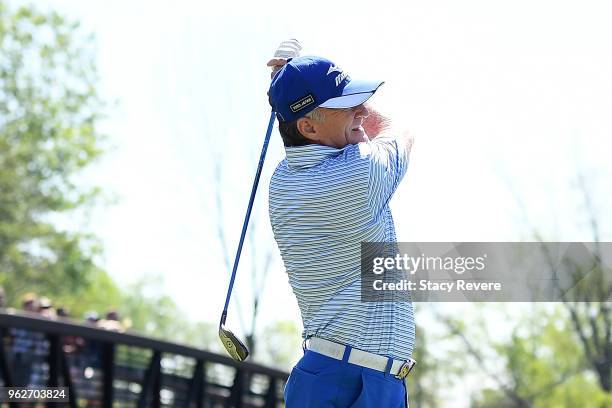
[0,311,289,407]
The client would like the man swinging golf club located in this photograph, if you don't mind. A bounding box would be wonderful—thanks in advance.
[267,48,416,407]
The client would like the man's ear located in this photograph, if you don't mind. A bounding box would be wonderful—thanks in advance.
[296,117,319,143]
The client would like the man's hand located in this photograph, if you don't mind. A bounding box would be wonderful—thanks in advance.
[266,58,288,78]
[364,106,413,154]
[267,39,302,78]
[362,106,391,139]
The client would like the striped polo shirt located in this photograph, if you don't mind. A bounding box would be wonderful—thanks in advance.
[269,134,415,360]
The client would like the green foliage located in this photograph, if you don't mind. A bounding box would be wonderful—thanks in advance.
[0,2,289,367]
[467,306,612,408]
[56,268,123,318]
[539,375,612,408]
[258,320,302,370]
[118,277,218,350]
[0,1,105,305]
[408,326,451,408]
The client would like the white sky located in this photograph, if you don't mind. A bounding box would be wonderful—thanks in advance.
[34,0,612,355]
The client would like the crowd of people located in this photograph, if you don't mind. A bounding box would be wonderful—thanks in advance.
[1,290,126,331]
[0,288,126,388]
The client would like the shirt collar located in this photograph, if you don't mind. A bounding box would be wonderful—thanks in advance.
[285,144,343,169]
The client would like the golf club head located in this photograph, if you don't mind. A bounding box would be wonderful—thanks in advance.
[219,324,249,362]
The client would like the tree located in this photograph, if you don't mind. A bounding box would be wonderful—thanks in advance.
[119,277,218,350]
[408,325,449,408]
[0,3,222,355]
[213,159,274,360]
[556,173,611,392]
[439,305,612,408]
[508,168,612,395]
[257,320,302,370]
[0,1,105,305]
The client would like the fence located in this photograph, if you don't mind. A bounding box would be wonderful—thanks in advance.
[0,310,289,407]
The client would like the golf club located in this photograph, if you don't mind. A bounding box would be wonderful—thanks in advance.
[219,40,302,362]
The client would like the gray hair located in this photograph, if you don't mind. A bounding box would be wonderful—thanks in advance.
[305,108,326,122]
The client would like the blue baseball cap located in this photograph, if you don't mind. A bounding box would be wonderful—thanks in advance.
[268,56,384,122]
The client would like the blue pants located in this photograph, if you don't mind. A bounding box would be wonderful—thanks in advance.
[284,349,408,407]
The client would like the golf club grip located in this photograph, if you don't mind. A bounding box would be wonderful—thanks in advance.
[221,110,276,314]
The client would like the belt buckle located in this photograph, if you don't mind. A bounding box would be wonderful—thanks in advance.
[394,359,416,379]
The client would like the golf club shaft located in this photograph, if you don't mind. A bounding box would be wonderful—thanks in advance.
[221,110,276,325]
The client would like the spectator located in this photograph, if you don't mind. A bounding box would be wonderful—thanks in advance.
[58,307,85,354]
[38,297,56,319]
[21,292,38,313]
[84,311,100,325]
[97,310,125,333]
[79,312,103,370]
[8,294,49,386]
[57,306,69,318]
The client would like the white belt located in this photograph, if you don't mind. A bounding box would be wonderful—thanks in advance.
[305,337,416,379]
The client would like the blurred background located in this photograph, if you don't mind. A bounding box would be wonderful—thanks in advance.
[1,0,611,406]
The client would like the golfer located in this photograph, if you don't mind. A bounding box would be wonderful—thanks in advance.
[267,55,416,407]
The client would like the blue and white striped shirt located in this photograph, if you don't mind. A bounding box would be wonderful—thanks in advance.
[269,135,415,360]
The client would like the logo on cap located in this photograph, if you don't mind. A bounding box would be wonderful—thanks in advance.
[289,94,315,113]
[335,71,349,86]
[327,64,349,86]
[327,65,343,75]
